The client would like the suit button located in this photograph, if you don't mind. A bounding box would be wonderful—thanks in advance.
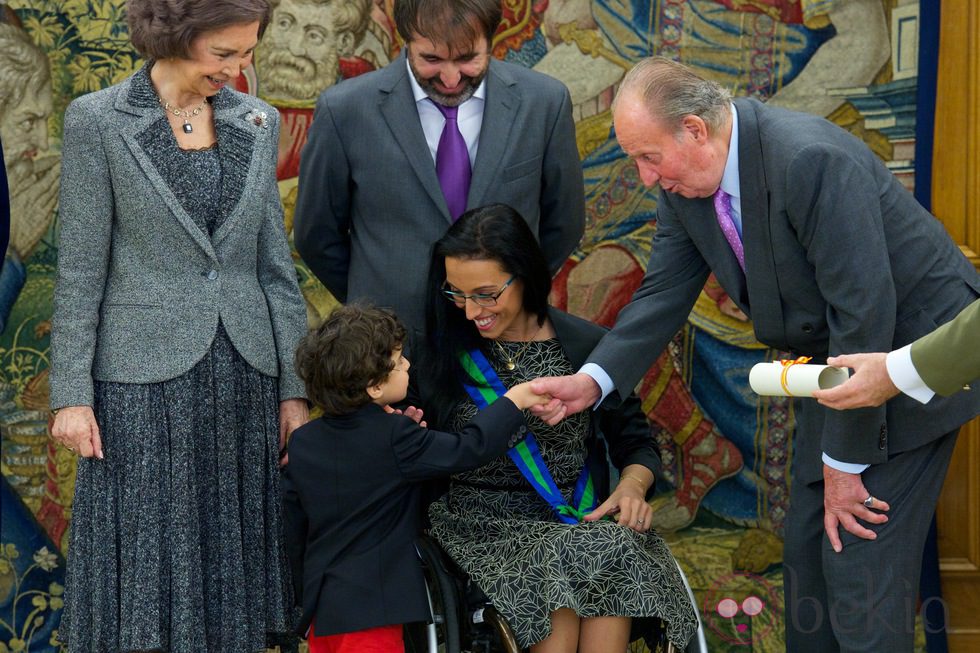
[878,424,887,450]
[206,269,219,280]
[801,323,814,334]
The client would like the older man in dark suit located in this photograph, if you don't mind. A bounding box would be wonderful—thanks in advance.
[532,57,980,652]
[293,0,584,330]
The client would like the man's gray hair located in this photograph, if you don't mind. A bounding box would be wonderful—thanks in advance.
[616,56,731,133]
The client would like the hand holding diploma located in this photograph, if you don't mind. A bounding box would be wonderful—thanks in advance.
[749,357,850,398]
[812,353,899,409]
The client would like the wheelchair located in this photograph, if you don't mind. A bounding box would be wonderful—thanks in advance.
[407,533,708,653]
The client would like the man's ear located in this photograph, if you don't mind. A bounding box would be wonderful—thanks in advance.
[681,114,709,142]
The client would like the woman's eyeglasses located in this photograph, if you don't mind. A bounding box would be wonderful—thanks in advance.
[441,276,515,307]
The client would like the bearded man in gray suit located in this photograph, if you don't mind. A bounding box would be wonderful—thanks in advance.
[532,57,980,653]
[293,0,585,330]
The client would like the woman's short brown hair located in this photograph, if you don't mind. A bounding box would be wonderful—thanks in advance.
[294,304,407,416]
[127,0,273,60]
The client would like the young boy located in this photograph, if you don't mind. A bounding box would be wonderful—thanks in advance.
[282,304,544,653]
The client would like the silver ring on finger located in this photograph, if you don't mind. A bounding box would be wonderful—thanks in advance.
[863,494,875,508]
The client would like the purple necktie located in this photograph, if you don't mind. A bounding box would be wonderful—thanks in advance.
[433,102,471,221]
[713,188,745,271]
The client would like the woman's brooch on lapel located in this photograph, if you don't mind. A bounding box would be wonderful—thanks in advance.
[244,109,268,129]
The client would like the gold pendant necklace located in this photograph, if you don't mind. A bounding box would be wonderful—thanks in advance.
[493,323,543,371]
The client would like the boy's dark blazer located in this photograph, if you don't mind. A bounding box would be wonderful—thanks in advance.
[281,398,525,637]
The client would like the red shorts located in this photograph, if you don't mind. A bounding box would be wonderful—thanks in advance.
[307,621,405,653]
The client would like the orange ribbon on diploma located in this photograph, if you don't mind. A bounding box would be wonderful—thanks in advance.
[779,356,813,396]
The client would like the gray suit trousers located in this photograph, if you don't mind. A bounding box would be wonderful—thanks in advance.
[783,424,958,653]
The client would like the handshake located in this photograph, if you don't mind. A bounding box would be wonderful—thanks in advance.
[393,374,603,425]
[503,381,553,410]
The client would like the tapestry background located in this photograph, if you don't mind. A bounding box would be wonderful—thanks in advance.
[0,0,924,651]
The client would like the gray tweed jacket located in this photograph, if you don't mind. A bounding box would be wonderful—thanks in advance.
[50,66,308,409]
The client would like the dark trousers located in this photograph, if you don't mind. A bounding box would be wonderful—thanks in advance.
[783,428,959,653]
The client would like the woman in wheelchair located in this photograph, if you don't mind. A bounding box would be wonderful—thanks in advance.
[412,205,699,652]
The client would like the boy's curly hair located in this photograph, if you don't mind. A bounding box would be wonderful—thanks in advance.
[295,304,406,416]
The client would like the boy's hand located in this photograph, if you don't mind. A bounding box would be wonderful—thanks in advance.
[384,404,427,427]
[504,381,552,410]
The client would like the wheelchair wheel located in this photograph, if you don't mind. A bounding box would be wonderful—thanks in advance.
[415,535,462,653]
[479,605,523,653]
[675,559,709,653]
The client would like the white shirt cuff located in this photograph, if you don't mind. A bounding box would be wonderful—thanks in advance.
[579,363,614,409]
[886,344,935,404]
[822,453,870,474]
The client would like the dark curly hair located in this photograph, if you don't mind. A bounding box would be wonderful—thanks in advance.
[127,0,273,60]
[295,304,406,416]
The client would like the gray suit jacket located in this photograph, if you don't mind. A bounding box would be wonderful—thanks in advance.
[589,98,980,482]
[293,53,585,330]
[911,298,980,396]
[50,67,308,409]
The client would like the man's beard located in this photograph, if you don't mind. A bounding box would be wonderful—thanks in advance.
[408,56,486,107]
[258,48,340,103]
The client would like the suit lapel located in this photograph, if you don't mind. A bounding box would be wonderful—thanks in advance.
[116,71,218,261]
[734,98,784,339]
[468,61,519,207]
[378,55,450,220]
[211,96,263,246]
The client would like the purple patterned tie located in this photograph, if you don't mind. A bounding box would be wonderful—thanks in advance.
[433,102,471,221]
[713,188,745,271]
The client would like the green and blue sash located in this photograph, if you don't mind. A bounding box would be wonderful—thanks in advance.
[459,348,598,524]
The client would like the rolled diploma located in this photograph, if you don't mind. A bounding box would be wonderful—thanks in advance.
[749,362,850,397]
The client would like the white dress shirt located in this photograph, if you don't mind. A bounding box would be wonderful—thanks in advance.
[886,344,935,404]
[406,58,486,168]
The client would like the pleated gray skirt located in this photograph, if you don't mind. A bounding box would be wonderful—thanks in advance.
[59,326,292,652]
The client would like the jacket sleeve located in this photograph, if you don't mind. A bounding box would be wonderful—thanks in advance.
[538,85,585,274]
[293,94,352,303]
[587,191,710,406]
[391,398,525,481]
[911,298,980,396]
[280,460,308,610]
[257,110,308,400]
[49,98,114,409]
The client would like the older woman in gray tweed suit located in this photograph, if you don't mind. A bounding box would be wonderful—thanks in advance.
[48,1,308,651]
